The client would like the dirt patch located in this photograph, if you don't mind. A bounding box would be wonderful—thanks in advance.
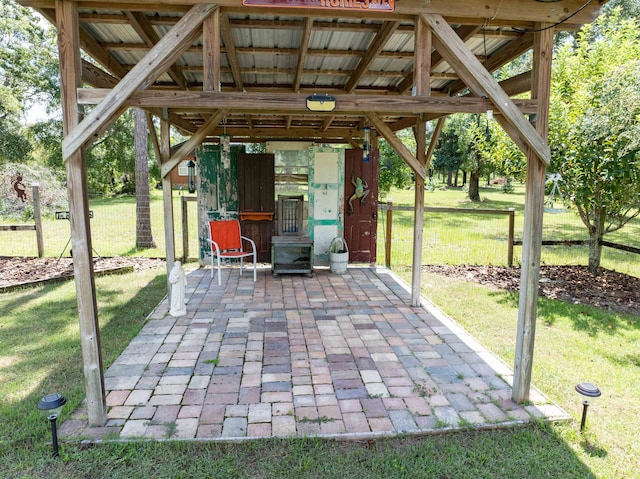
[423,265,640,316]
[0,256,165,290]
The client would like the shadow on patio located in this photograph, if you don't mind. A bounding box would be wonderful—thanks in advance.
[61,266,567,441]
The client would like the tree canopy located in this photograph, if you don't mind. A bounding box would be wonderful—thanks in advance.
[550,8,640,272]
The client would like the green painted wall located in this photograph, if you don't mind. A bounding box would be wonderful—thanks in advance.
[197,144,244,263]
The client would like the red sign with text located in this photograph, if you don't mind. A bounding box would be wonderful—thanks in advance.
[242,0,394,13]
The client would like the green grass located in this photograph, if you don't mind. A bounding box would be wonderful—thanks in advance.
[1,267,637,477]
[0,190,199,259]
[0,267,168,465]
[1,184,639,477]
[401,269,640,479]
[379,184,640,277]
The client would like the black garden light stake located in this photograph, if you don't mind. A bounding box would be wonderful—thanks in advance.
[37,393,66,457]
[575,382,601,433]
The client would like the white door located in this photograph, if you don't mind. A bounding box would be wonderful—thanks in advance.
[308,148,344,265]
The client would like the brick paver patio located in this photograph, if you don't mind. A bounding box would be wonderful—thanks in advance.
[60,266,567,441]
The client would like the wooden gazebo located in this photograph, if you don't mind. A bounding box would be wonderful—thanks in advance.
[18,0,606,426]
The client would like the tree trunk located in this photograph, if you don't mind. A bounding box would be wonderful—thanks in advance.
[587,206,606,274]
[462,171,467,186]
[454,169,459,187]
[468,170,480,202]
[447,170,453,186]
[134,107,155,249]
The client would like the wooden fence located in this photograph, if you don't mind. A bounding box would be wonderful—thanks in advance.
[380,201,516,267]
[0,184,44,257]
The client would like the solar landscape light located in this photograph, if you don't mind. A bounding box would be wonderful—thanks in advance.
[575,382,601,433]
[37,393,66,457]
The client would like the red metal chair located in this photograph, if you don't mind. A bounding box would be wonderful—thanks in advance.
[207,220,257,286]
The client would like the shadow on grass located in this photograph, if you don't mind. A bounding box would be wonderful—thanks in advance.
[0,269,167,457]
[536,297,638,336]
[3,424,599,479]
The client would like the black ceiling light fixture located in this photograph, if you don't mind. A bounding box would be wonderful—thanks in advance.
[575,382,601,433]
[306,94,336,112]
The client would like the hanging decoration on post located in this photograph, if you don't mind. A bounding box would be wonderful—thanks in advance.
[362,126,371,162]
[220,134,231,169]
[187,160,196,194]
[544,173,568,214]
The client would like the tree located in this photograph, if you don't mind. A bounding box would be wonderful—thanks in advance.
[433,126,464,187]
[550,9,640,273]
[0,0,58,165]
[377,129,413,197]
[134,107,155,248]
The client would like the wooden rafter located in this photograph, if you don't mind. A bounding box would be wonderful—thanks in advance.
[62,3,216,161]
[293,17,313,93]
[424,13,549,165]
[445,31,534,96]
[125,10,187,89]
[397,24,479,94]
[345,21,400,93]
[367,112,426,180]
[220,12,243,91]
[161,109,228,177]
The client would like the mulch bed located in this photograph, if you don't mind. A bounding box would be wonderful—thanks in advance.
[0,256,165,292]
[423,265,640,316]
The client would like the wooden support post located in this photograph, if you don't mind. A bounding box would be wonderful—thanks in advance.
[409,16,432,306]
[412,118,427,307]
[182,196,189,263]
[56,0,106,426]
[32,184,44,257]
[385,200,393,268]
[508,208,515,267]
[160,115,176,296]
[512,24,553,404]
[203,8,220,92]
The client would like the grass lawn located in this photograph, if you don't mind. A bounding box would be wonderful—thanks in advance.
[380,185,640,278]
[1,184,638,478]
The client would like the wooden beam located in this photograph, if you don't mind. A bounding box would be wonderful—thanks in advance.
[424,14,550,166]
[345,21,400,93]
[77,89,538,115]
[39,7,129,79]
[145,112,161,162]
[445,32,534,96]
[202,8,220,92]
[398,23,478,94]
[61,3,216,161]
[161,109,227,178]
[220,12,243,91]
[22,0,605,25]
[81,59,118,88]
[513,23,553,404]
[367,112,426,180]
[293,17,313,93]
[426,116,446,168]
[56,0,107,427]
[413,17,431,97]
[125,10,187,89]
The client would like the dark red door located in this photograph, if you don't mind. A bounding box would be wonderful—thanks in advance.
[344,148,379,264]
[238,153,275,263]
